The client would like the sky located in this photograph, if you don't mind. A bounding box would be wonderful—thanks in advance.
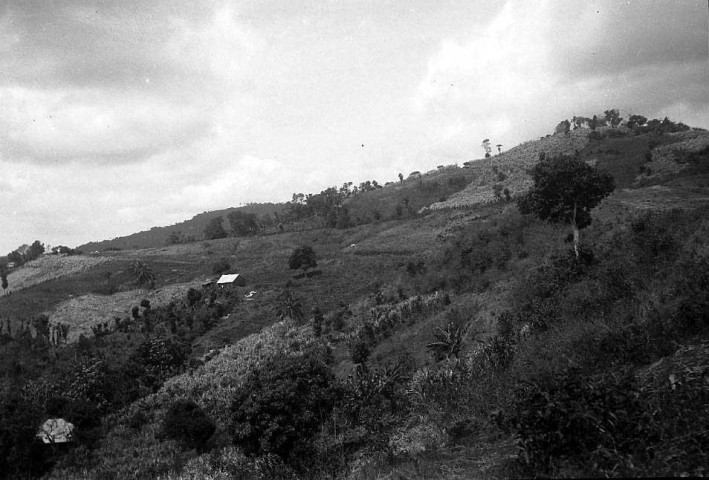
[0,0,707,253]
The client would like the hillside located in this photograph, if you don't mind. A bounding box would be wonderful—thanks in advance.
[429,126,709,212]
[1,116,708,480]
[77,203,286,252]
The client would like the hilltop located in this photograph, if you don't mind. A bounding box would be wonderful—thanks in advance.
[1,114,708,479]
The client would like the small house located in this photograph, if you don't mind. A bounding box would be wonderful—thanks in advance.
[217,274,246,288]
[37,418,74,444]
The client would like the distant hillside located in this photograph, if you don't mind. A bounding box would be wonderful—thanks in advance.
[428,124,709,211]
[77,203,286,252]
[77,116,708,252]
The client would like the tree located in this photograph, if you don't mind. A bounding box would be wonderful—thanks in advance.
[230,351,337,462]
[572,116,591,130]
[1,266,7,292]
[626,114,647,130]
[227,211,259,236]
[129,260,156,289]
[288,245,317,273]
[517,155,615,258]
[426,321,468,362]
[604,109,622,129]
[162,399,216,452]
[51,245,75,255]
[7,250,24,267]
[24,240,45,262]
[496,144,503,154]
[274,289,304,323]
[186,288,202,308]
[482,138,492,158]
[203,216,227,240]
[555,119,571,136]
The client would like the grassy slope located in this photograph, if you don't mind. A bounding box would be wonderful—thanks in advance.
[4,124,709,479]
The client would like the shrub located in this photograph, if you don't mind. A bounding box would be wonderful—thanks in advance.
[288,245,317,273]
[504,368,652,476]
[230,351,337,463]
[131,338,191,391]
[348,339,370,365]
[162,399,216,452]
[186,288,202,308]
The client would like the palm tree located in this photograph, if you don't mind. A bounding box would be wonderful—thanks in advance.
[426,321,468,361]
[129,260,156,289]
[274,289,304,323]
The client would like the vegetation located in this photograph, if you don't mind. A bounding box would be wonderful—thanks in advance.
[163,399,216,452]
[230,349,337,464]
[203,216,228,240]
[128,259,156,289]
[1,113,707,479]
[288,245,317,274]
[517,154,615,257]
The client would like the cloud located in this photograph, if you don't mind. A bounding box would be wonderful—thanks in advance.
[412,0,709,154]
[0,87,212,163]
[0,0,264,165]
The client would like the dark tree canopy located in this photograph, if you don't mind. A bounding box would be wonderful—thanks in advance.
[518,155,615,256]
[604,109,623,129]
[227,211,259,236]
[230,351,337,462]
[626,114,648,130]
[162,399,216,451]
[1,267,7,291]
[288,245,317,272]
[203,216,228,240]
[555,119,571,136]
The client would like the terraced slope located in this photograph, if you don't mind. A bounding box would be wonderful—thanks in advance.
[427,128,592,211]
[0,255,108,297]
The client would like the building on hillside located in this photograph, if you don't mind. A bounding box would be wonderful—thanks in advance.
[37,418,74,444]
[217,273,246,288]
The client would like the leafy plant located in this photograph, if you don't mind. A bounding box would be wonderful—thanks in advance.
[162,399,216,452]
[274,289,304,323]
[230,351,337,463]
[517,154,614,258]
[426,321,468,362]
[288,245,317,273]
[129,260,156,289]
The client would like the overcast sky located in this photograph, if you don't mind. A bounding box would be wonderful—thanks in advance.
[0,0,707,253]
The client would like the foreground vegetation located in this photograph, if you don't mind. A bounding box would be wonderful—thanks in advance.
[1,115,708,479]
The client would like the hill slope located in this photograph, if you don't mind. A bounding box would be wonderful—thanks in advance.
[2,116,708,480]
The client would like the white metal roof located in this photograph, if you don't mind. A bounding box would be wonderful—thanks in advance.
[217,274,240,284]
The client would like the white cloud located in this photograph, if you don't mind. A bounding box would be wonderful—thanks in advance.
[412,0,709,156]
[0,87,210,163]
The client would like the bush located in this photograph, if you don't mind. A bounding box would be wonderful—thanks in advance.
[230,351,337,463]
[288,246,317,272]
[162,399,216,452]
[504,368,652,476]
[131,338,191,391]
